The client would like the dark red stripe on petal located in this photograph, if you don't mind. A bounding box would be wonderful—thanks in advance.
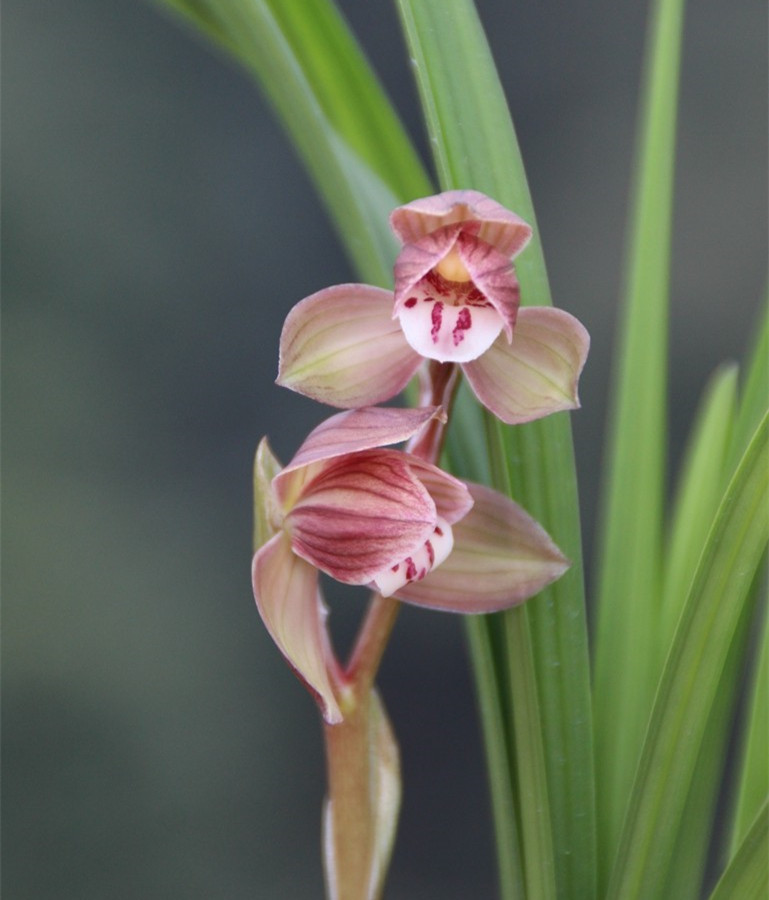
[453,307,472,346]
[431,301,444,344]
[426,539,435,566]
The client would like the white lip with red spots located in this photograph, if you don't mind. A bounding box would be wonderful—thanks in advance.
[396,279,504,364]
[372,516,454,597]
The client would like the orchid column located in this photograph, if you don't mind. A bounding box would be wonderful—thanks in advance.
[253,191,589,899]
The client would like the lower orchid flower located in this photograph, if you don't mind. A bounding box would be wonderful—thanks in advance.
[252,406,569,724]
[277,190,589,424]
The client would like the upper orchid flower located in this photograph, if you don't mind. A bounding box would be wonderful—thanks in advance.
[252,406,569,723]
[278,190,589,424]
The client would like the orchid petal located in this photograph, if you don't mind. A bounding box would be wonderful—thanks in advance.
[390,190,532,258]
[287,450,436,584]
[456,232,520,339]
[372,516,454,597]
[396,289,505,363]
[404,457,474,524]
[394,482,569,613]
[392,225,461,309]
[252,533,342,724]
[462,307,590,425]
[274,406,443,505]
[278,284,421,408]
[253,438,284,550]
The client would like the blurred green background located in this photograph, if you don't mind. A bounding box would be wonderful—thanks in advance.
[3,1,766,897]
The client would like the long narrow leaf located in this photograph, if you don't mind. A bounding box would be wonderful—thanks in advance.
[486,416,557,900]
[446,388,523,899]
[607,412,769,900]
[465,615,526,900]
[155,0,431,285]
[729,607,769,853]
[728,296,769,473]
[659,365,738,664]
[395,2,595,898]
[592,0,686,881]
[709,801,769,900]
[661,602,754,900]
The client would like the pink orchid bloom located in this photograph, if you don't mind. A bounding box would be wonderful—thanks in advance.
[252,406,569,723]
[278,190,589,424]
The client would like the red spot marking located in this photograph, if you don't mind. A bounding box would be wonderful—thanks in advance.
[391,563,400,572]
[417,568,426,581]
[434,526,443,536]
[405,557,417,581]
[452,307,472,345]
[425,540,435,567]
[430,302,444,344]
[404,297,418,308]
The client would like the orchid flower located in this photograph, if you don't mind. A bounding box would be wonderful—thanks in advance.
[252,405,569,724]
[278,190,589,424]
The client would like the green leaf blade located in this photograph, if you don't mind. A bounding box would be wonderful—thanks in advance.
[154,0,432,285]
[396,2,595,897]
[607,412,769,900]
[592,0,686,881]
[729,607,769,854]
[660,365,738,661]
[710,802,769,900]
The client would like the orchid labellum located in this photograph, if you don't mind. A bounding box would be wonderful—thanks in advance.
[278,190,589,424]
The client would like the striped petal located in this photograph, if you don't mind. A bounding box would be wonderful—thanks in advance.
[390,190,532,258]
[462,307,590,425]
[404,457,474,524]
[394,482,569,613]
[274,406,443,507]
[392,224,461,310]
[456,232,520,339]
[252,533,342,724]
[286,450,436,584]
[278,284,421,408]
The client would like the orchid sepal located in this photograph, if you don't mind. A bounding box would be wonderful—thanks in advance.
[390,189,532,258]
[253,437,283,550]
[394,482,569,613]
[277,284,422,409]
[252,533,343,724]
[462,306,590,424]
